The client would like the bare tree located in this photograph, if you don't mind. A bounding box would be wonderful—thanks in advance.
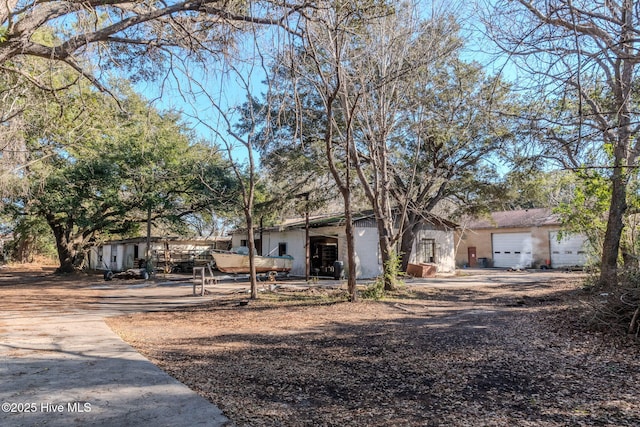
[189,93,261,297]
[346,3,459,289]
[482,0,640,286]
[258,1,510,293]
[0,1,304,92]
[292,0,385,301]
[181,25,277,299]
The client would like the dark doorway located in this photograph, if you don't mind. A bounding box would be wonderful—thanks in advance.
[310,236,338,277]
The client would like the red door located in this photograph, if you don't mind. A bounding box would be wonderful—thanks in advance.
[468,247,477,267]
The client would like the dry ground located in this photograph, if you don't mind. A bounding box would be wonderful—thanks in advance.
[2,265,639,426]
[107,276,639,427]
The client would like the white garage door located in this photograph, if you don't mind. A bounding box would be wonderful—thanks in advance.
[549,231,588,268]
[492,233,532,268]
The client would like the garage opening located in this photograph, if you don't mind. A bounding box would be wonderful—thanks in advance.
[549,231,588,268]
[310,236,338,277]
[492,233,532,268]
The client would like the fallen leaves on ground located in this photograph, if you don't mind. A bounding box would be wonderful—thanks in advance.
[107,280,640,427]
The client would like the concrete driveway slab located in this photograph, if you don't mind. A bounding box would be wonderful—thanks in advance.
[0,279,230,427]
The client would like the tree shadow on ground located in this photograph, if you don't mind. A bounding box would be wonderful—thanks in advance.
[124,290,640,427]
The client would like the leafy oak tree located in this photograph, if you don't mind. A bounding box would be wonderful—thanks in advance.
[4,80,235,273]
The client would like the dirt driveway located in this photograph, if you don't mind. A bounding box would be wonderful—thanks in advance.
[106,270,640,426]
[1,266,639,426]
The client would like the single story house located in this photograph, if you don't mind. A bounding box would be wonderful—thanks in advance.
[87,236,231,273]
[230,211,457,279]
[455,208,591,269]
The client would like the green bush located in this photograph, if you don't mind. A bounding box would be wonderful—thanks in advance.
[360,278,385,300]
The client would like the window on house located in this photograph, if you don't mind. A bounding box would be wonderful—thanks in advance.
[111,245,118,264]
[98,246,103,263]
[134,245,139,259]
[279,242,287,256]
[420,238,435,263]
[238,239,262,255]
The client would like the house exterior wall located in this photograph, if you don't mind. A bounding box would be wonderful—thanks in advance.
[110,244,125,271]
[532,226,553,267]
[354,225,381,279]
[87,246,102,270]
[259,229,307,276]
[124,244,136,270]
[233,222,455,279]
[409,228,456,273]
[231,234,246,249]
[232,229,311,277]
[456,228,493,267]
[89,239,228,272]
[233,225,382,279]
[89,243,145,271]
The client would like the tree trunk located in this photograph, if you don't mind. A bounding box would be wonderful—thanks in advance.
[15,235,34,263]
[599,34,633,287]
[50,224,78,273]
[599,165,628,286]
[375,220,395,291]
[399,213,420,272]
[400,228,415,273]
[246,212,258,299]
[343,197,358,301]
[305,208,310,281]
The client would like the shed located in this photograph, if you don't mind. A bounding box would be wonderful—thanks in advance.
[87,236,231,273]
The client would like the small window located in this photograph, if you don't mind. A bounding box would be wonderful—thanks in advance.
[420,238,435,263]
[240,240,248,247]
[278,242,287,256]
[134,245,139,259]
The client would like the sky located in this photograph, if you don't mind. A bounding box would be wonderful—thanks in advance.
[135,35,271,166]
[134,0,517,169]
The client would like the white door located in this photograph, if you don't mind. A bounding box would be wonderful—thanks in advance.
[492,233,532,268]
[549,231,588,268]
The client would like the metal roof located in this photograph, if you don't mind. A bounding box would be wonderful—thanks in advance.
[257,210,457,232]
